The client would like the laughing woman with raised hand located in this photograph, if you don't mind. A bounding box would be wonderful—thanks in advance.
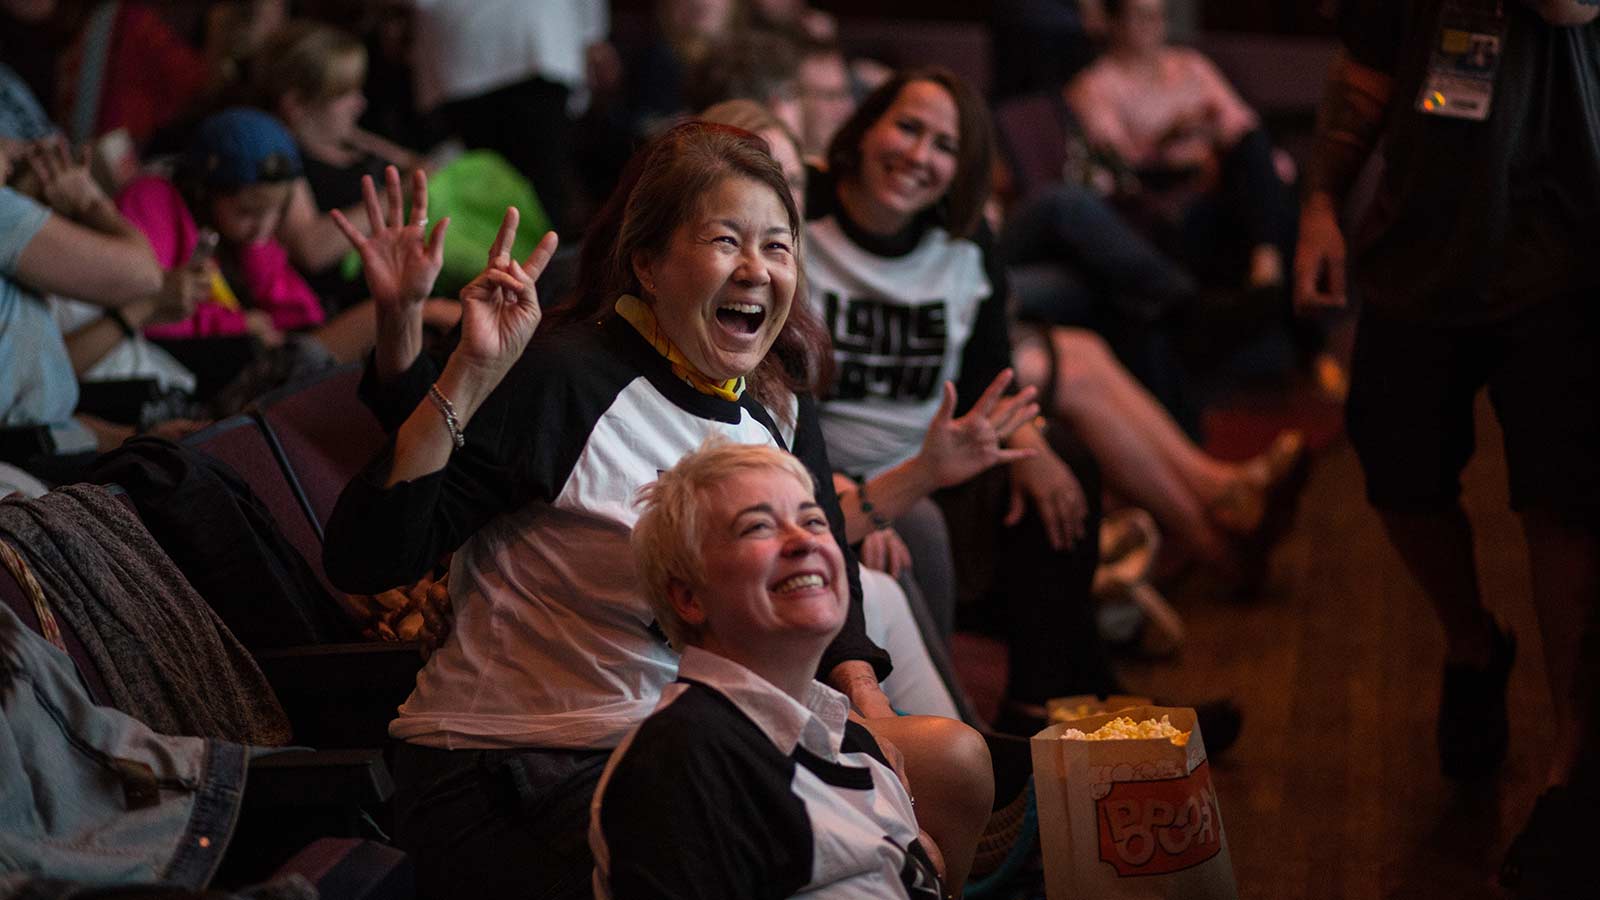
[322,123,989,899]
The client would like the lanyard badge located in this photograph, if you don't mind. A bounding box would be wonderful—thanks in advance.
[1416,0,1508,121]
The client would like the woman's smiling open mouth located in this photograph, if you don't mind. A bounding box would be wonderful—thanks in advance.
[716,302,768,335]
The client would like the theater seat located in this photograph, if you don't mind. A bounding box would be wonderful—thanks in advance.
[993,93,1070,203]
[254,364,387,533]
[187,414,330,593]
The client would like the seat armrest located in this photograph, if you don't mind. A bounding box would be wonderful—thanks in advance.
[247,748,395,809]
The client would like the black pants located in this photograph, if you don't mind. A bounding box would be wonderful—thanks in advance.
[936,425,1116,705]
[391,741,610,900]
[442,76,573,231]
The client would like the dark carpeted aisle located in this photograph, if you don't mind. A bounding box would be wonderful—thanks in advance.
[955,391,1553,899]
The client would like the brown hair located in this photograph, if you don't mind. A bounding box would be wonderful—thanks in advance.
[824,66,994,238]
[253,20,367,110]
[552,121,831,412]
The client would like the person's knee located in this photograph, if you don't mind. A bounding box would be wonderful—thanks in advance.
[901,716,995,817]
[1049,328,1112,404]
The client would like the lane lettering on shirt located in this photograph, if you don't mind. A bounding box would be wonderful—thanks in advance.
[822,290,949,402]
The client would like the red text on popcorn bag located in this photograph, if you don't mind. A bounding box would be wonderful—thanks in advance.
[1095,760,1223,876]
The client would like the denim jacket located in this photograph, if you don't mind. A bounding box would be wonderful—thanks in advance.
[0,603,247,887]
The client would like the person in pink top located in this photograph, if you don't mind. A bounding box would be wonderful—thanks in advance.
[1065,0,1292,294]
[117,107,324,348]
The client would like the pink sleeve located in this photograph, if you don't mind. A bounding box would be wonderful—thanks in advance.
[117,176,249,339]
[1064,66,1145,164]
[237,240,326,332]
[116,176,193,270]
[1186,51,1259,145]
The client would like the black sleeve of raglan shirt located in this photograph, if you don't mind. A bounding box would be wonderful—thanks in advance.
[952,225,1017,416]
[356,350,439,435]
[599,688,813,900]
[323,333,599,594]
[791,392,893,682]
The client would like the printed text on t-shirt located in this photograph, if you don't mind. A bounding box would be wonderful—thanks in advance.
[823,292,949,402]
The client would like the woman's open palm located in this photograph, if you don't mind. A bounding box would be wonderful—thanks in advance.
[457,206,559,375]
[332,166,448,315]
[918,371,1039,489]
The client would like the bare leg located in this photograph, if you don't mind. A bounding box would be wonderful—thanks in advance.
[1051,329,1238,499]
[861,715,993,895]
[1520,510,1600,787]
[1044,328,1235,563]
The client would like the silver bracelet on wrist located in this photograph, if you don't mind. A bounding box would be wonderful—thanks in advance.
[428,383,466,450]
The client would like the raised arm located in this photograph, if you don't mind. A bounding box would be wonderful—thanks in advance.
[322,205,558,593]
[332,166,450,383]
[836,372,1038,545]
[384,208,556,486]
[1293,49,1393,313]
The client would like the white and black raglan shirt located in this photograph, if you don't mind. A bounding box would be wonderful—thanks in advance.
[590,647,943,899]
[802,168,1016,478]
[323,313,889,750]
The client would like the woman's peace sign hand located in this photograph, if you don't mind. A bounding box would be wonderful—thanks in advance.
[454,206,559,382]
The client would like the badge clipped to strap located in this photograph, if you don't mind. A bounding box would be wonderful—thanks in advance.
[1416,0,1508,121]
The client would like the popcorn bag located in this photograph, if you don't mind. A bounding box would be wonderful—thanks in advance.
[1031,705,1239,900]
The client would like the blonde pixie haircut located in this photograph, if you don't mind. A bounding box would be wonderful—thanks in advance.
[632,439,818,649]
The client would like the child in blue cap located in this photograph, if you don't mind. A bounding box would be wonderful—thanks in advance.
[116,108,326,351]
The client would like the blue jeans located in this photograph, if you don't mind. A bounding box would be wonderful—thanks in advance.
[1000,184,1197,327]
[0,605,247,888]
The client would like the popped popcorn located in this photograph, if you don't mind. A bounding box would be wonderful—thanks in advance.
[1061,715,1191,747]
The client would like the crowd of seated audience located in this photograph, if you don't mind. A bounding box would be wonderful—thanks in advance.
[1,1,1335,897]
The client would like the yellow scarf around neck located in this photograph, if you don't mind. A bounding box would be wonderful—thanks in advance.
[614,294,746,402]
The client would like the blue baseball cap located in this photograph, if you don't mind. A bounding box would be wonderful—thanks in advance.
[186,108,303,188]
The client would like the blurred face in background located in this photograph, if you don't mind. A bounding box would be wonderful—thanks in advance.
[759,126,806,216]
[283,49,368,145]
[211,182,292,246]
[1111,0,1168,55]
[298,87,367,144]
[765,81,805,144]
[661,0,738,44]
[798,52,854,157]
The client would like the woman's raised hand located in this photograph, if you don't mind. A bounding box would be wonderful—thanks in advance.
[332,166,448,317]
[916,370,1039,489]
[454,206,559,380]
